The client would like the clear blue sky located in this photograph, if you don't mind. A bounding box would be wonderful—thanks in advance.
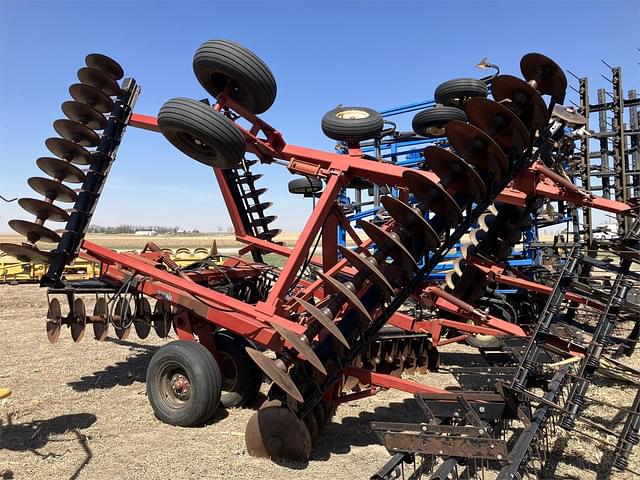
[1,0,638,233]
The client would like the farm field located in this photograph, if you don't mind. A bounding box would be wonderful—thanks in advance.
[1,284,638,479]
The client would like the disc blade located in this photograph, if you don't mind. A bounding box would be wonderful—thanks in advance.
[423,146,487,202]
[491,74,549,132]
[257,229,281,240]
[520,53,567,102]
[251,215,277,227]
[69,83,114,113]
[358,219,418,273]
[245,347,304,403]
[27,177,77,203]
[465,97,530,154]
[134,297,152,339]
[445,121,508,177]
[77,67,121,96]
[45,137,92,165]
[18,198,69,222]
[46,298,62,344]
[93,297,109,341]
[381,196,440,251]
[36,157,85,183]
[85,53,124,80]
[8,219,60,244]
[337,244,395,297]
[317,271,373,323]
[113,298,132,340]
[270,322,326,375]
[71,297,86,343]
[61,100,107,130]
[403,170,463,224]
[294,296,350,348]
[552,104,587,126]
[0,242,51,263]
[247,202,273,213]
[153,300,173,338]
[53,119,100,147]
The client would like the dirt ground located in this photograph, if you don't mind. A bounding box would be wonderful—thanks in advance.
[1,284,638,480]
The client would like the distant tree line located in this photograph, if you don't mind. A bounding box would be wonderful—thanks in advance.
[88,225,191,234]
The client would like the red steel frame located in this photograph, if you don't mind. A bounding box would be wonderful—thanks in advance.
[71,94,633,396]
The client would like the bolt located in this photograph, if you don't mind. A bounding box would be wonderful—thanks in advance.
[497,454,503,460]
[478,428,485,435]
[479,406,486,413]
[490,444,495,449]
[422,425,427,432]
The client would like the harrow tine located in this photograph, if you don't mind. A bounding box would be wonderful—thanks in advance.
[294,297,350,348]
[269,321,327,375]
[445,120,508,178]
[337,244,395,297]
[46,297,62,344]
[36,157,86,183]
[317,271,373,323]
[423,146,487,202]
[70,297,86,343]
[380,196,441,250]
[27,177,77,203]
[358,220,418,273]
[53,119,101,147]
[45,137,92,165]
[245,347,304,403]
[403,170,463,224]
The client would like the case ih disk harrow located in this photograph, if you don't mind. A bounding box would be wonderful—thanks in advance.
[2,40,638,478]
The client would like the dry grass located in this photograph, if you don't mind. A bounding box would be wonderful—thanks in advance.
[0,284,638,479]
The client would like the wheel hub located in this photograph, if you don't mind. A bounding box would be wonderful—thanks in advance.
[170,373,191,400]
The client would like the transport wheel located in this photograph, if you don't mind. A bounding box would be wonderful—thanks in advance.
[214,331,263,407]
[434,78,488,108]
[321,106,384,142]
[146,340,222,427]
[412,105,468,137]
[288,176,323,196]
[158,97,246,168]
[193,39,277,114]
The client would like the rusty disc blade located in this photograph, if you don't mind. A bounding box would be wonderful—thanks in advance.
[445,120,508,177]
[294,297,349,348]
[520,53,567,103]
[36,157,85,183]
[113,297,132,340]
[9,219,60,244]
[270,322,326,375]
[491,75,549,132]
[28,177,77,203]
[445,269,460,290]
[317,271,373,323]
[478,212,496,232]
[552,104,587,126]
[358,220,418,273]
[337,244,395,297]
[244,397,311,459]
[466,97,530,154]
[69,83,114,113]
[380,196,440,250]
[460,242,477,259]
[423,146,487,202]
[469,228,486,246]
[61,100,107,130]
[93,297,109,341]
[46,298,62,343]
[18,198,69,223]
[134,297,152,339]
[245,348,304,403]
[403,170,463,224]
[0,242,52,263]
[153,300,173,338]
[45,137,92,165]
[77,67,121,96]
[85,53,124,81]
[53,119,100,147]
[71,297,86,343]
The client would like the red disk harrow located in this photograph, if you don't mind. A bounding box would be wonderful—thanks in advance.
[2,40,639,478]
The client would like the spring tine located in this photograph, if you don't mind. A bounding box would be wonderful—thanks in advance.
[294,297,350,348]
[270,321,326,375]
[245,347,304,403]
[317,271,373,323]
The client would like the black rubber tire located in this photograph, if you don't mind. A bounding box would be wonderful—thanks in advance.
[193,39,277,114]
[288,176,323,196]
[146,340,222,427]
[434,78,488,107]
[158,97,246,168]
[321,106,384,142]
[214,331,263,407]
[412,105,468,137]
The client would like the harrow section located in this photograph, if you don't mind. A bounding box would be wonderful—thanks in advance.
[2,39,639,478]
